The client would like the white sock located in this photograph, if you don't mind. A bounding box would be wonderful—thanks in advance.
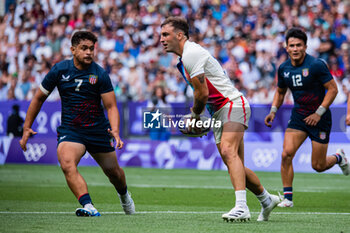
[235,190,247,208]
[256,188,272,208]
[119,192,130,203]
[84,203,94,209]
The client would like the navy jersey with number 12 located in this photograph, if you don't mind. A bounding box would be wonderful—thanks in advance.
[277,54,333,116]
[40,59,113,129]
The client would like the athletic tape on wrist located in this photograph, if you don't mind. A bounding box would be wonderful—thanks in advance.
[270,106,278,114]
[315,106,326,116]
[191,109,200,118]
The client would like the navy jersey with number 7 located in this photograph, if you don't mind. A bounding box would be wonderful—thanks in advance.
[39,59,113,129]
[277,54,333,116]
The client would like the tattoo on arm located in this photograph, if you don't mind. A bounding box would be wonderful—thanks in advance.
[192,74,208,114]
[197,74,205,84]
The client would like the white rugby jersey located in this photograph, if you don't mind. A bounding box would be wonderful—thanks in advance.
[176,41,243,115]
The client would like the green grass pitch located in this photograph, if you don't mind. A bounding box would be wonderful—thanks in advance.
[0,164,349,233]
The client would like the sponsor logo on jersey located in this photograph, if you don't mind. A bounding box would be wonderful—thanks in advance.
[62,74,70,81]
[302,68,309,77]
[284,72,290,78]
[89,75,98,84]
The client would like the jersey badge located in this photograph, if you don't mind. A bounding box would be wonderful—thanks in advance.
[302,68,309,77]
[62,74,70,81]
[109,138,114,147]
[89,75,98,84]
[319,131,326,140]
[284,72,290,78]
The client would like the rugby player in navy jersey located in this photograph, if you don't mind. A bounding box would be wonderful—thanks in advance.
[19,31,135,216]
[265,28,350,208]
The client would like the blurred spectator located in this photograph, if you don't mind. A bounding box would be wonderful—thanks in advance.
[147,86,171,141]
[6,104,24,137]
[114,30,126,53]
[330,25,347,50]
[0,76,9,100]
[0,0,349,104]
[48,33,61,54]
[34,36,52,63]
[15,68,34,100]
[7,74,18,100]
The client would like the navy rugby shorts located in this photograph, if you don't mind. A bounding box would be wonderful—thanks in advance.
[57,125,115,154]
[287,110,331,144]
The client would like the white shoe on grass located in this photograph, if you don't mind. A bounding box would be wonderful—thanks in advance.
[277,198,294,208]
[257,194,281,221]
[118,191,135,215]
[75,204,101,217]
[222,206,251,222]
[336,149,350,176]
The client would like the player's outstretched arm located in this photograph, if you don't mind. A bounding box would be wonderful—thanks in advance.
[20,88,48,151]
[101,91,124,149]
[264,87,287,127]
[304,79,338,126]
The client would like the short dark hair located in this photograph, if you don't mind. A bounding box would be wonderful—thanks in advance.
[71,31,97,46]
[285,28,307,45]
[161,16,189,38]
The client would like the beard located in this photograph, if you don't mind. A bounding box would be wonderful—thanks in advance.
[77,56,93,67]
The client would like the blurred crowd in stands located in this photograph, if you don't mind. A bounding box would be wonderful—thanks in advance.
[0,0,349,105]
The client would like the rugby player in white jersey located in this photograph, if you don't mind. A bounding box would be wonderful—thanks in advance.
[160,16,280,222]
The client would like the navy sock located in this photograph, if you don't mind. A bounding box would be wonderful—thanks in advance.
[78,193,92,207]
[283,187,293,201]
[333,154,342,164]
[116,185,127,196]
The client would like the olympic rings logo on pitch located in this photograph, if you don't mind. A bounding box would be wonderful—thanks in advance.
[252,148,278,167]
[23,143,47,162]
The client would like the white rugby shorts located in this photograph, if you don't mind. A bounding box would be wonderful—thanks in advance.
[212,95,251,144]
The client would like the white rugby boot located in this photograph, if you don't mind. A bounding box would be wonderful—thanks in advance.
[118,191,135,215]
[336,149,350,176]
[257,194,281,221]
[277,198,294,208]
[75,203,101,217]
[222,206,251,222]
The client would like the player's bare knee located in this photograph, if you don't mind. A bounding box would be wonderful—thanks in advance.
[312,163,326,172]
[102,166,117,177]
[221,152,240,167]
[281,150,294,162]
[104,166,124,179]
[59,162,77,175]
[220,144,239,163]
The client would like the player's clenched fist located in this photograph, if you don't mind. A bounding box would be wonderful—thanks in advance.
[264,112,276,128]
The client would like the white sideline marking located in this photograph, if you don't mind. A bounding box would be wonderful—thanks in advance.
[128,184,350,193]
[24,183,350,193]
[0,211,349,215]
